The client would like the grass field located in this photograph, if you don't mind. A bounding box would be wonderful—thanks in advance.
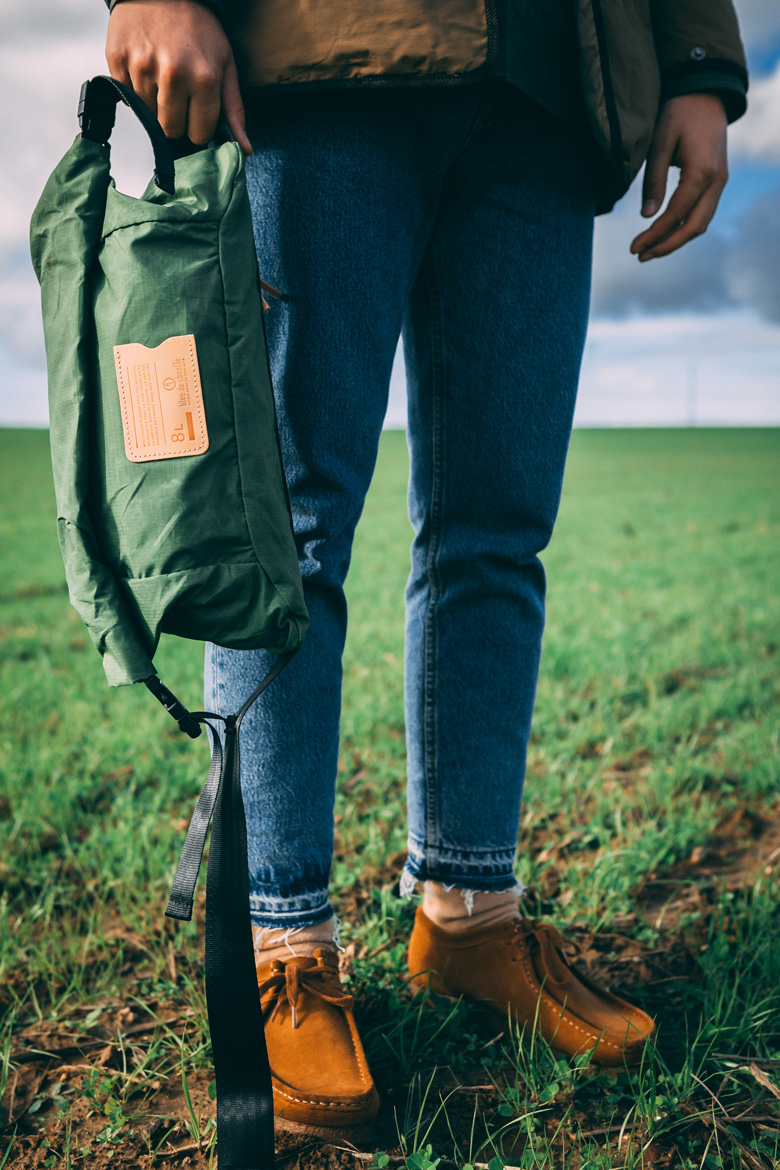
[0,426,779,1170]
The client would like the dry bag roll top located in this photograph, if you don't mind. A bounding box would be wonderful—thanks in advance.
[30,77,309,1170]
[30,74,308,693]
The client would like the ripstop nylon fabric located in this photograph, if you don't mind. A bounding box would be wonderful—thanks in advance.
[30,91,308,687]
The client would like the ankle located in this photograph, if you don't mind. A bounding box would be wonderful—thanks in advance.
[422,881,522,934]
[252,915,339,968]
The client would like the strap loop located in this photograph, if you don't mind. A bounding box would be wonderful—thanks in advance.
[163,651,297,919]
[165,725,223,921]
[78,75,176,194]
[158,648,298,1169]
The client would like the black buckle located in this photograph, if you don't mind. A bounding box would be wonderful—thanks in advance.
[145,676,202,739]
[78,79,119,146]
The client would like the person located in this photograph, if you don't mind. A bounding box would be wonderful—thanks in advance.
[105,0,748,1143]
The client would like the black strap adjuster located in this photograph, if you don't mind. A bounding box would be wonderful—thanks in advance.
[144,676,201,738]
[78,79,117,145]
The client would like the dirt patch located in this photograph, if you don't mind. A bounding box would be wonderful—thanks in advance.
[3,810,779,1168]
[635,801,780,933]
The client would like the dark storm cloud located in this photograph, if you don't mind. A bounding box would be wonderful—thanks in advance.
[591,218,731,318]
[590,180,780,322]
[729,188,780,321]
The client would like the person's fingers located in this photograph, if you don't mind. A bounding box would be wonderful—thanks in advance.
[222,56,253,155]
[109,60,133,89]
[630,165,715,256]
[106,25,161,118]
[634,182,724,261]
[106,44,158,115]
[105,43,131,88]
[131,73,160,120]
[641,123,674,218]
[105,20,130,84]
[155,60,191,140]
[106,8,250,151]
[187,67,222,144]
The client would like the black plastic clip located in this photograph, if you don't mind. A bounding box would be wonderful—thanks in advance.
[78,79,118,146]
[145,676,202,739]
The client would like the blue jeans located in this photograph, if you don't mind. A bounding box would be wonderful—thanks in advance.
[204,81,598,928]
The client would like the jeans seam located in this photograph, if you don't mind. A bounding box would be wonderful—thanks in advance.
[422,243,446,877]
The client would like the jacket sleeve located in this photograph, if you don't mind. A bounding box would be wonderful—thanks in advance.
[650,0,748,122]
[105,0,226,21]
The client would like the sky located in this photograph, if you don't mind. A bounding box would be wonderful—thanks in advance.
[2,0,779,427]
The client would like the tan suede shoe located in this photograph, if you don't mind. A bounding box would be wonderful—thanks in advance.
[408,907,655,1067]
[256,948,379,1140]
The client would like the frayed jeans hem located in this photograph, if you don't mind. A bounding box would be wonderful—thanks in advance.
[401,850,519,898]
[249,893,333,930]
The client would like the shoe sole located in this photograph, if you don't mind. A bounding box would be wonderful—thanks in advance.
[274,1113,376,1144]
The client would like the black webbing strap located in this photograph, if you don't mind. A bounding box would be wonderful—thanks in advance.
[78,74,176,194]
[146,649,296,1170]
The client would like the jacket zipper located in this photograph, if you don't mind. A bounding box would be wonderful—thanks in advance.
[589,0,625,177]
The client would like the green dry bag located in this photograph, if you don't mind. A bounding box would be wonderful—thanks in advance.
[29,75,308,1170]
[30,76,308,689]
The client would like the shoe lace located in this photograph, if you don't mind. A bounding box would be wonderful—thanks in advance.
[516,917,581,971]
[257,958,354,1030]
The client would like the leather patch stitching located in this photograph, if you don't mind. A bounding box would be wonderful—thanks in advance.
[114,334,209,463]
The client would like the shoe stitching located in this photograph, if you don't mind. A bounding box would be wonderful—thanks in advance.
[431,915,639,1053]
[272,1085,373,1110]
[518,951,627,1052]
[420,941,628,1053]
[345,1012,369,1090]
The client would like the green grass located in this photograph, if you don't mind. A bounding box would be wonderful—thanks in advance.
[0,426,779,1169]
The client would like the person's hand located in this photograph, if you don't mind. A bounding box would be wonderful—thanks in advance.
[106,0,252,154]
[630,93,728,261]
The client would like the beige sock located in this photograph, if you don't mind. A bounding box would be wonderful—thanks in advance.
[422,881,522,934]
[252,915,338,968]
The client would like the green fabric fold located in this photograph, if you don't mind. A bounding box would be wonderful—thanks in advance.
[31,127,308,687]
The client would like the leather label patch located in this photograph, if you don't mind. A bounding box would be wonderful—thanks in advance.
[113,334,209,462]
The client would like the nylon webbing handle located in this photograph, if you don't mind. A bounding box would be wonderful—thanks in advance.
[78,74,176,194]
[159,650,298,1169]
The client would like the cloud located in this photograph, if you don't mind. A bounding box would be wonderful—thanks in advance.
[0,0,156,254]
[590,163,780,323]
[9,313,780,429]
[730,58,780,164]
[2,0,105,39]
[576,312,780,426]
[729,188,780,319]
[0,4,168,415]
[591,194,731,318]
[732,0,780,52]
[0,28,150,251]
[0,251,45,364]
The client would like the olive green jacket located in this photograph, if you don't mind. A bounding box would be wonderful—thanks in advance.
[573,0,747,207]
[107,0,748,212]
